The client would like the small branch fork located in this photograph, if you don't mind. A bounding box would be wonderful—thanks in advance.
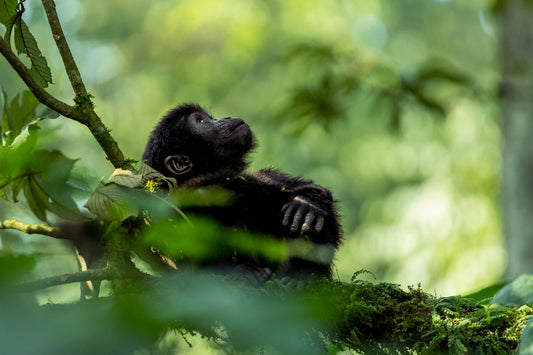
[0,0,131,170]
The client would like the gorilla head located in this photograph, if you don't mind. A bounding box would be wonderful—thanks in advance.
[142,103,255,183]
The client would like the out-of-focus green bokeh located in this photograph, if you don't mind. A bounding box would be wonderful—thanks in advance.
[0,0,501,296]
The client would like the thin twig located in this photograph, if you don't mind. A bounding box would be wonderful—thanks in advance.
[41,0,87,96]
[17,268,114,292]
[0,219,63,238]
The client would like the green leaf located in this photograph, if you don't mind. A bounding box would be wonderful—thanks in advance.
[3,11,20,45]
[13,18,53,87]
[492,275,533,306]
[85,182,141,221]
[0,0,17,24]
[35,104,59,119]
[22,177,48,222]
[464,281,508,304]
[2,90,39,146]
[1,140,83,219]
[519,317,533,355]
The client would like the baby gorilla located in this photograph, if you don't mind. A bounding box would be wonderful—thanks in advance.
[143,103,342,282]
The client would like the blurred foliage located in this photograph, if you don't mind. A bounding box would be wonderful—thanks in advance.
[0,268,532,354]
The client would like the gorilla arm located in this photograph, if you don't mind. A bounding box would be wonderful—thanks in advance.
[221,168,341,246]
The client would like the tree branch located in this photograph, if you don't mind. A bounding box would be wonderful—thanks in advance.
[0,219,63,238]
[0,34,130,169]
[0,36,77,120]
[41,0,87,96]
[17,268,114,292]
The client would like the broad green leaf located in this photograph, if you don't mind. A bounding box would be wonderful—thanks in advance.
[1,137,83,219]
[85,182,141,221]
[464,281,508,304]
[2,90,39,146]
[492,275,533,306]
[0,0,17,24]
[13,18,53,87]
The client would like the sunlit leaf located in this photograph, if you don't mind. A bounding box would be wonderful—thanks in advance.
[13,18,53,87]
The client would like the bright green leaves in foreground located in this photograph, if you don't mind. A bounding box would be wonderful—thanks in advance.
[1,0,53,87]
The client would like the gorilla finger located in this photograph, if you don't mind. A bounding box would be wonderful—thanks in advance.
[301,211,316,234]
[291,208,305,232]
[315,215,325,232]
[282,203,296,226]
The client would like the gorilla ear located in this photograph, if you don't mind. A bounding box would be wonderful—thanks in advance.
[164,154,193,175]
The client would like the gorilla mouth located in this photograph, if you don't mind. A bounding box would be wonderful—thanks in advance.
[230,120,246,132]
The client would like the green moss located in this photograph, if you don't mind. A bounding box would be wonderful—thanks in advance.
[307,278,533,354]
[73,93,95,109]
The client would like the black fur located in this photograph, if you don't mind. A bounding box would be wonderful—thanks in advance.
[143,103,342,280]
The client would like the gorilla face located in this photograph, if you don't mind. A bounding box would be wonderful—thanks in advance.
[143,104,255,181]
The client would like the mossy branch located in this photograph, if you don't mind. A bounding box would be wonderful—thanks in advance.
[0,219,62,238]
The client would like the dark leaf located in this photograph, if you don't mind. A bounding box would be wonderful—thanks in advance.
[3,11,20,45]
[0,0,17,24]
[13,18,53,87]
[23,177,48,222]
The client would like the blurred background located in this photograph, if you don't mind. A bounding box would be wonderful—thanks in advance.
[1,0,503,297]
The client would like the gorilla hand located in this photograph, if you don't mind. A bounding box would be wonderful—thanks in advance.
[281,196,326,235]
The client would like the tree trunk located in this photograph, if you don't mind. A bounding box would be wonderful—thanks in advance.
[501,0,533,279]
